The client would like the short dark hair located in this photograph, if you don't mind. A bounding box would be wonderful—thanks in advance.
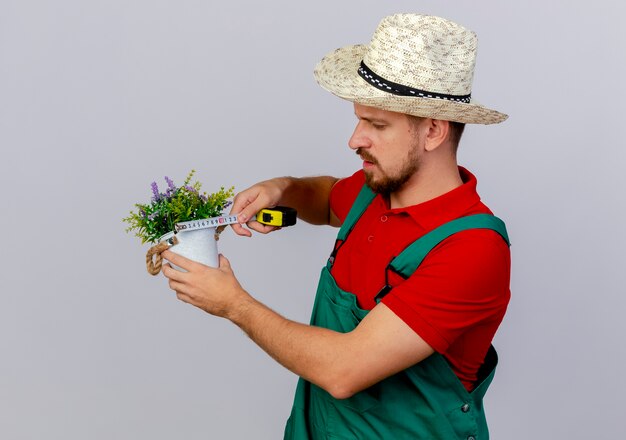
[448,121,466,151]
[406,115,466,152]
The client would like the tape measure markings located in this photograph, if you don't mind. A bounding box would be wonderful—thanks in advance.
[174,207,297,233]
[175,214,240,232]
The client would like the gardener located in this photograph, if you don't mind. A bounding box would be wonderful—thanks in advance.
[162,13,511,439]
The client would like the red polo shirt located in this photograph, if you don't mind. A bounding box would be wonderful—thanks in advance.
[329,167,511,390]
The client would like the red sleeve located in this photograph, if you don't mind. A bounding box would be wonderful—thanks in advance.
[382,229,511,354]
[329,170,365,223]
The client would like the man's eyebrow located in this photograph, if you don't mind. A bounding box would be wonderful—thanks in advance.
[354,113,388,124]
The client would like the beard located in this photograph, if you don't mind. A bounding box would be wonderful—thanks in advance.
[357,144,421,195]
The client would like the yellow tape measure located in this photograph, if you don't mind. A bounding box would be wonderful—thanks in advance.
[256,206,297,227]
[175,207,297,232]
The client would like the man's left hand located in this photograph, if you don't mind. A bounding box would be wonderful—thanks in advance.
[161,251,248,318]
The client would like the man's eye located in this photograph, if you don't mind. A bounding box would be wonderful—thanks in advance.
[372,124,386,130]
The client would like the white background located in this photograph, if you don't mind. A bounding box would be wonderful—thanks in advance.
[1,1,624,438]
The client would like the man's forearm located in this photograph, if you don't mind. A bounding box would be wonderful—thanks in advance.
[227,293,350,398]
[276,176,339,226]
[162,251,434,400]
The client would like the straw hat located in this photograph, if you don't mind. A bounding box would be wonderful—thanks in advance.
[314,14,507,124]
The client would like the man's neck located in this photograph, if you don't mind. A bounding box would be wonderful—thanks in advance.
[389,162,463,209]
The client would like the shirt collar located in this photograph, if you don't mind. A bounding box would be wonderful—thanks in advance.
[382,166,484,230]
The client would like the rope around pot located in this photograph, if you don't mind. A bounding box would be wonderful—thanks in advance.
[146,236,179,275]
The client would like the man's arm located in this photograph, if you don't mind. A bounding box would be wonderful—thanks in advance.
[230,176,341,237]
[161,253,434,399]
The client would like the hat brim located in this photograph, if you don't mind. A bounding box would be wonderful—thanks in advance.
[314,45,508,125]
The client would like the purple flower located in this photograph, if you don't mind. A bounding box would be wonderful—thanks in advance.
[139,208,147,218]
[184,185,197,193]
[151,182,160,201]
[164,176,176,191]
[200,194,208,202]
[148,212,158,221]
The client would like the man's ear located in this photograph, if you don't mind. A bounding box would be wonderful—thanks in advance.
[423,119,450,152]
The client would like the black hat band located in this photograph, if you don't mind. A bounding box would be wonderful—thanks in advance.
[358,61,472,103]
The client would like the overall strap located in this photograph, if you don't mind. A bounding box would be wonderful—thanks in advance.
[336,184,376,241]
[375,214,510,302]
[329,184,376,265]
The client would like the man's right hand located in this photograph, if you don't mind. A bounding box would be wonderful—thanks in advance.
[230,178,290,237]
[229,176,341,237]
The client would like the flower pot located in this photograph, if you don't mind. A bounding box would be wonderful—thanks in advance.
[159,228,219,270]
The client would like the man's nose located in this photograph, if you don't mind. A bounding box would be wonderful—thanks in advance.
[348,122,370,150]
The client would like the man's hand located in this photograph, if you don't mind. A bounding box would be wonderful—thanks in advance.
[230,178,289,237]
[230,176,341,237]
[161,250,249,319]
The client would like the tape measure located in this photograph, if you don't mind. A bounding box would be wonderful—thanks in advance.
[256,206,297,227]
[174,207,297,233]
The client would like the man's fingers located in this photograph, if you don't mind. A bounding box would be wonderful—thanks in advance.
[230,222,252,237]
[230,219,277,236]
[167,278,187,293]
[162,262,186,281]
[229,190,255,213]
[246,221,279,234]
[175,291,194,305]
[163,270,195,304]
[230,191,260,220]
[233,192,276,226]
[229,181,284,237]
[230,191,265,237]
[162,250,199,272]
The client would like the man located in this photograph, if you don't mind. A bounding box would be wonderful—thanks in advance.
[162,13,510,439]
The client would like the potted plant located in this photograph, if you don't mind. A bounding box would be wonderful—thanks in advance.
[123,170,234,274]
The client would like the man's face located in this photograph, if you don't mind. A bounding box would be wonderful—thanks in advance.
[349,103,423,195]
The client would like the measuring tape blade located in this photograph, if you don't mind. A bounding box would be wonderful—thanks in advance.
[174,207,297,233]
[175,214,240,232]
